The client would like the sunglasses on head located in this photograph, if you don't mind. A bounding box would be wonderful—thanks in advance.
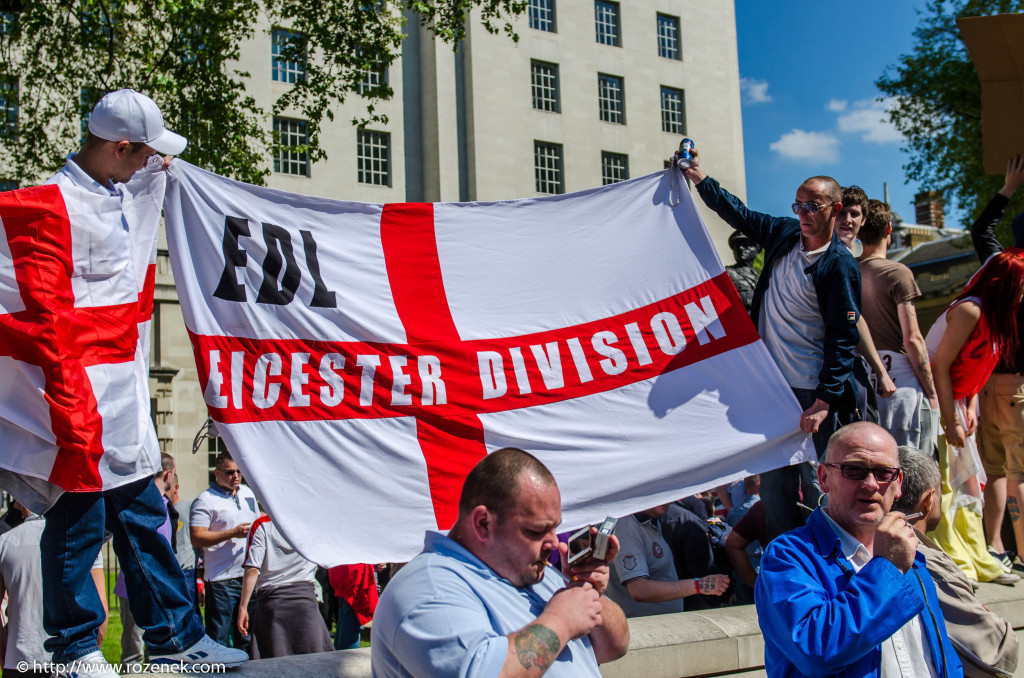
[791,201,833,215]
[825,463,901,483]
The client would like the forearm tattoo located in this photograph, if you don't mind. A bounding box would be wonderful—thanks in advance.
[698,576,717,592]
[514,624,560,670]
[1009,496,1021,523]
[918,360,936,396]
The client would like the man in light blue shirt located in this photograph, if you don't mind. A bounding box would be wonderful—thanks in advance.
[372,448,629,677]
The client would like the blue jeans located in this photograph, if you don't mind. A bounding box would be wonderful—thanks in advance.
[759,387,834,543]
[333,598,361,650]
[205,578,249,652]
[41,476,205,661]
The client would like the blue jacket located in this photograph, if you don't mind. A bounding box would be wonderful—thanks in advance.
[754,509,963,678]
[696,177,861,407]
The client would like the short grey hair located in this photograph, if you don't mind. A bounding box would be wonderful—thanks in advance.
[892,446,941,513]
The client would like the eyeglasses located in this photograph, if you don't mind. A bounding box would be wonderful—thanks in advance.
[791,201,834,215]
[217,468,242,476]
[825,463,901,483]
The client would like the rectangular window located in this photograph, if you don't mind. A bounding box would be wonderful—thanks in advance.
[357,130,391,186]
[598,74,625,124]
[357,47,388,96]
[272,28,306,84]
[0,10,15,35]
[657,14,681,59]
[531,60,560,113]
[594,1,619,46]
[80,87,104,144]
[601,152,628,185]
[534,141,564,195]
[0,180,18,192]
[79,9,113,40]
[528,0,556,32]
[273,117,309,177]
[358,64,388,96]
[660,86,686,134]
[0,76,17,140]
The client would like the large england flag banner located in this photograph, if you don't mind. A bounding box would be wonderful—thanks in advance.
[165,161,813,566]
[0,173,164,511]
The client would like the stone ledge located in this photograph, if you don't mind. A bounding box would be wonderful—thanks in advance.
[153,581,1024,678]
[601,580,1024,678]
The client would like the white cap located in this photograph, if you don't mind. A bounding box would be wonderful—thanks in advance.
[87,89,187,155]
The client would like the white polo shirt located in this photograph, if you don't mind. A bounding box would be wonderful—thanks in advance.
[190,483,259,582]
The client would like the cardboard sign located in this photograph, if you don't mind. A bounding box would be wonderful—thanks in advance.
[957,13,1024,174]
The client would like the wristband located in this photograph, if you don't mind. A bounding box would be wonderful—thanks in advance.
[694,578,701,594]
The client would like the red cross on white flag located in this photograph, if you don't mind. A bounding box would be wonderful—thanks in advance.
[165,162,812,566]
[0,173,163,509]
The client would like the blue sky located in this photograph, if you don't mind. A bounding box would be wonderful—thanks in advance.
[732,0,957,225]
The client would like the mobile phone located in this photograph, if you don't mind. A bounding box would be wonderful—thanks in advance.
[566,526,594,565]
[593,516,618,560]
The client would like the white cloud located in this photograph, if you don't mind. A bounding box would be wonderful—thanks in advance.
[769,129,841,164]
[835,98,902,144]
[826,99,848,112]
[740,78,772,104]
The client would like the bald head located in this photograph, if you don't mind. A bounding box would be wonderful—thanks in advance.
[824,422,898,465]
[801,176,842,204]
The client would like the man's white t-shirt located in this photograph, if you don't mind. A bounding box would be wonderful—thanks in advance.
[759,242,828,390]
[190,484,259,581]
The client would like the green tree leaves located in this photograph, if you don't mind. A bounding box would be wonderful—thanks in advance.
[0,0,524,185]
[877,0,1024,237]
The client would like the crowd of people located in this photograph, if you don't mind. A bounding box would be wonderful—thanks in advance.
[1,89,1024,678]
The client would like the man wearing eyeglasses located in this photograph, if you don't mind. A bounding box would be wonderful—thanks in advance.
[680,149,862,542]
[190,451,260,652]
[754,422,962,678]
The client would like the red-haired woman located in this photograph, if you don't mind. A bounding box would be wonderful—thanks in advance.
[927,250,1024,583]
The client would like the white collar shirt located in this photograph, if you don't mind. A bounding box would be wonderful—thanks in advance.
[821,510,938,678]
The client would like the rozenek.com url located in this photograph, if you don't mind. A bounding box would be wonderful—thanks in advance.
[17,659,227,674]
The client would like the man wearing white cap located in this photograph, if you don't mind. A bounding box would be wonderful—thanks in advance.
[35,89,247,678]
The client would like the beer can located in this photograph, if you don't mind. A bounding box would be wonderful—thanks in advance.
[677,138,694,169]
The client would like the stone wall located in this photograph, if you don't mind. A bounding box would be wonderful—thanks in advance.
[171,580,1024,678]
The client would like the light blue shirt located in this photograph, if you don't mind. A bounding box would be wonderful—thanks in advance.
[371,531,602,678]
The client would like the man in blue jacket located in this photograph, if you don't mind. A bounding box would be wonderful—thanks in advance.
[754,422,962,678]
[681,149,861,540]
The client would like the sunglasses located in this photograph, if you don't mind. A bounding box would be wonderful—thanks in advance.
[791,201,834,215]
[825,463,901,483]
[217,468,242,476]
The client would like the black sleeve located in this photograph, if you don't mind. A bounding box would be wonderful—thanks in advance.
[971,193,1009,263]
[695,176,791,249]
[662,516,714,580]
[816,260,861,404]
